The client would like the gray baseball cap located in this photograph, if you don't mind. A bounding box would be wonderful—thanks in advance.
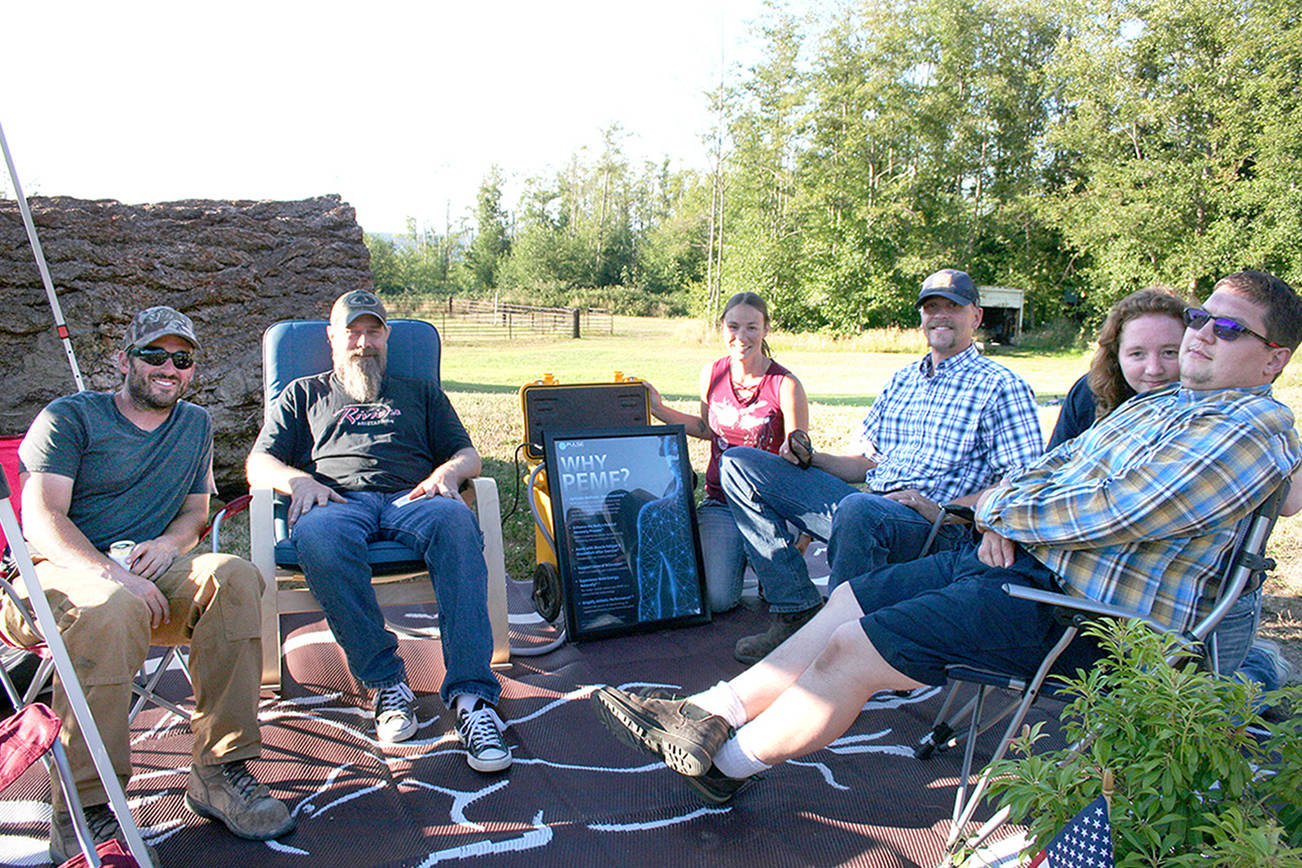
[123,306,201,350]
[916,269,979,307]
[331,289,388,326]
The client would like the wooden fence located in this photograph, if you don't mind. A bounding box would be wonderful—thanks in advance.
[389,297,613,341]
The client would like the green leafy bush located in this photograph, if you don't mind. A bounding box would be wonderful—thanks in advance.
[984,619,1302,867]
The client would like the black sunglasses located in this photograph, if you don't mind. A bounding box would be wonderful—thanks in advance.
[128,346,196,369]
[1182,307,1283,349]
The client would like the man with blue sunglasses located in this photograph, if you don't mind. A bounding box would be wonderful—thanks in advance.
[5,306,294,863]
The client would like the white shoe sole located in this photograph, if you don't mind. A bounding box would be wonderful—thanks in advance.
[466,749,512,773]
[376,716,419,743]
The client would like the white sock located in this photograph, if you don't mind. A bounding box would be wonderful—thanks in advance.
[688,681,748,729]
[452,693,483,714]
[712,727,772,779]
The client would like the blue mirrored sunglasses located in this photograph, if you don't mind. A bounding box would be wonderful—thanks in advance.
[1182,307,1283,349]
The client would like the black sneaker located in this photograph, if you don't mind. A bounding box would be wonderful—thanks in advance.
[682,764,755,805]
[591,686,731,777]
[373,681,418,743]
[455,700,512,772]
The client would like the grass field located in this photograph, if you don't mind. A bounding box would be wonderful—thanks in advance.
[421,312,1301,678]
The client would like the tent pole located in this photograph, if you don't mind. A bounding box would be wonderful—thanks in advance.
[0,119,87,392]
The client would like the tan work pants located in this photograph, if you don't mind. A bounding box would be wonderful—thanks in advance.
[1,551,265,809]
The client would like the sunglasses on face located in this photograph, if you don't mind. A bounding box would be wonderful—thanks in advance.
[128,346,196,369]
[1182,307,1283,349]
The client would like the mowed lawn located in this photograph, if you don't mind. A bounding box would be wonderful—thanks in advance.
[421,312,1302,675]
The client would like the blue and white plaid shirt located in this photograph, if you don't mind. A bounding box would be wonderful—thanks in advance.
[977,383,1300,636]
[854,344,1042,504]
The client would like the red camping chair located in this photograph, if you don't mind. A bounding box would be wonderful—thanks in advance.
[0,436,21,551]
[0,703,138,867]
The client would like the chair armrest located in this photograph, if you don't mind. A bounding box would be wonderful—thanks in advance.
[248,489,276,584]
[1001,583,1166,631]
[206,494,253,553]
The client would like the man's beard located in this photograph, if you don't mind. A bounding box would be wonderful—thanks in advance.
[125,362,185,410]
[335,346,386,402]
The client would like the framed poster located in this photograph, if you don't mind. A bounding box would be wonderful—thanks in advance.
[543,425,710,641]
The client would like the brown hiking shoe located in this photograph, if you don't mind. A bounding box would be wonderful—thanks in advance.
[734,602,823,664]
[591,686,732,777]
[185,760,295,841]
[50,803,158,867]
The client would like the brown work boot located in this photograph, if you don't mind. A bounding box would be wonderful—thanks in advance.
[590,686,732,777]
[50,803,158,867]
[185,760,295,841]
[734,602,823,664]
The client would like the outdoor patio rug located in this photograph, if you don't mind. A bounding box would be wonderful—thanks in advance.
[0,569,1057,868]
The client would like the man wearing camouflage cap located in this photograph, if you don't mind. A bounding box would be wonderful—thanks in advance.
[5,306,294,864]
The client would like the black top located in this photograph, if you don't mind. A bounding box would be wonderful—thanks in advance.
[252,373,473,493]
[1046,374,1097,450]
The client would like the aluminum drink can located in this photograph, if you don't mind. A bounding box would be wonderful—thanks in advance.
[108,540,135,569]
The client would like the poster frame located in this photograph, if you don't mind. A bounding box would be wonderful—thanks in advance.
[543,424,710,642]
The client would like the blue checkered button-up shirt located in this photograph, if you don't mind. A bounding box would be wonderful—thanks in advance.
[977,383,1300,635]
[854,344,1042,504]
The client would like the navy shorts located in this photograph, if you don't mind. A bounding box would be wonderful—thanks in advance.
[850,544,1103,686]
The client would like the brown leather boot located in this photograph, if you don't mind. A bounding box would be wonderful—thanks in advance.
[734,602,824,664]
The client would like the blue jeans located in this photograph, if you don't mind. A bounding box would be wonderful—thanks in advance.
[1211,586,1283,691]
[826,492,968,591]
[290,491,500,705]
[697,497,747,613]
[719,447,857,612]
[1210,586,1260,677]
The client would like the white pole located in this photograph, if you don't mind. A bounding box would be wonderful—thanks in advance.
[0,118,86,392]
[0,485,151,864]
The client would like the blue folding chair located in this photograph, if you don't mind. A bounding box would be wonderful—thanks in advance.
[248,319,509,689]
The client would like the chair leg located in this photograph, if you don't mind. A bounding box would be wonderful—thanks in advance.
[128,648,192,724]
[250,489,284,690]
[48,739,104,867]
[471,478,511,665]
[942,625,1081,857]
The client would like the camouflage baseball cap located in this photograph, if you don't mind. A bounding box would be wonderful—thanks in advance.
[123,306,201,350]
[330,289,388,326]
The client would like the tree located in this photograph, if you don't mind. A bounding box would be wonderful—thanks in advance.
[466,167,511,291]
[1043,0,1302,312]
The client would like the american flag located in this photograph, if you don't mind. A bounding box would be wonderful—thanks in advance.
[1026,794,1114,868]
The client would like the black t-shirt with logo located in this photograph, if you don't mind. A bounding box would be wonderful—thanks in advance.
[252,373,473,493]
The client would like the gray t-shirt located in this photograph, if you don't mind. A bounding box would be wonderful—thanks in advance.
[19,391,215,551]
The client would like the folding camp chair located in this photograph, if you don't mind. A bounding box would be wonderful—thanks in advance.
[0,703,140,867]
[248,318,510,689]
[0,439,252,726]
[0,455,152,865]
[924,482,1289,863]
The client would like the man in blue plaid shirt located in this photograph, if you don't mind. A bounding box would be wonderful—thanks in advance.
[722,269,1042,664]
[593,270,1301,806]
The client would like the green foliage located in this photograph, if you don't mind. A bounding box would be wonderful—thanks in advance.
[367,0,1302,333]
[365,222,466,298]
[985,619,1302,867]
[466,166,511,291]
[1042,0,1302,315]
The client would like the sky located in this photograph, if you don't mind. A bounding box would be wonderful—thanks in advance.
[2,0,774,236]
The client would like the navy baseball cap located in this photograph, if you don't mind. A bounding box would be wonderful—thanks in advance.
[916,269,979,307]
